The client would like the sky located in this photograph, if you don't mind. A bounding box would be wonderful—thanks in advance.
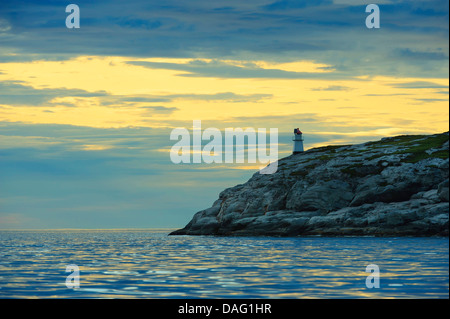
[0,0,448,229]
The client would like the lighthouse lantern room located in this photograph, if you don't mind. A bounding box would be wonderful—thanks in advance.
[293,128,304,154]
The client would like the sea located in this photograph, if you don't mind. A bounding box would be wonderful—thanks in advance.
[0,229,448,299]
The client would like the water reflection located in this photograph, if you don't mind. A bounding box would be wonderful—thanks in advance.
[0,230,448,298]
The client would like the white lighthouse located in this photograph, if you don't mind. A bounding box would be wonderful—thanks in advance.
[292,128,304,154]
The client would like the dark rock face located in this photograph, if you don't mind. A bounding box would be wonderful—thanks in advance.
[170,132,449,237]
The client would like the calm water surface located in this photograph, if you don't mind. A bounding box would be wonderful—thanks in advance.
[0,229,448,298]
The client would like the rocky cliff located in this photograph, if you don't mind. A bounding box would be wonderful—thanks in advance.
[170,132,449,237]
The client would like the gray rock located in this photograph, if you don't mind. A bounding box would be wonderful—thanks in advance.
[422,189,440,203]
[287,180,353,212]
[438,179,449,202]
[170,132,449,237]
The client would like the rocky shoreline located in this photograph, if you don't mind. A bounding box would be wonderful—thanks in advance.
[170,132,449,237]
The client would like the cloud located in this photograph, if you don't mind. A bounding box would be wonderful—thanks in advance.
[139,105,179,115]
[414,98,449,103]
[0,0,448,79]
[108,96,172,104]
[312,85,352,91]
[0,213,36,228]
[0,121,256,228]
[397,49,448,61]
[167,92,272,102]
[127,60,353,80]
[0,81,107,106]
[110,17,163,30]
[0,18,11,32]
[0,79,271,108]
[363,93,411,96]
[389,81,449,89]
[262,0,333,11]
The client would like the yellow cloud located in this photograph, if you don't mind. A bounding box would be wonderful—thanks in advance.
[80,144,115,151]
[0,56,447,135]
[256,60,334,73]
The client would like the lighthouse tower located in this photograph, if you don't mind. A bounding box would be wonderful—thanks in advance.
[292,128,304,154]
